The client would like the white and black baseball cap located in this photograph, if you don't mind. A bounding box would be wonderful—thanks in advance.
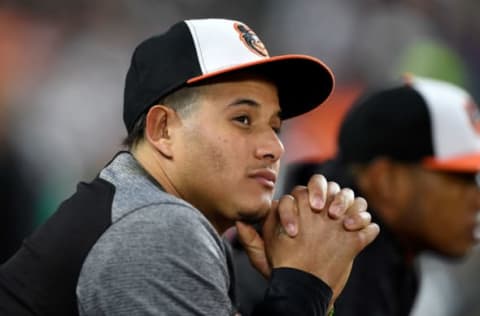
[123,18,334,133]
[338,75,480,173]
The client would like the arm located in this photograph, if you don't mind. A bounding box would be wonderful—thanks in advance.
[77,204,235,315]
[252,268,332,316]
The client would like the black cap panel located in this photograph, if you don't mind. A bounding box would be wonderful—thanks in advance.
[338,86,434,164]
[123,22,202,133]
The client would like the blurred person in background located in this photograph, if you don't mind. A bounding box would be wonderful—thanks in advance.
[0,0,90,263]
[280,75,480,315]
[0,138,36,264]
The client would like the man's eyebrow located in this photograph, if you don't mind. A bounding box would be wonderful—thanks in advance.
[227,98,282,118]
[228,98,260,108]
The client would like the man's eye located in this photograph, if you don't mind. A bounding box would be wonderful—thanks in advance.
[234,116,251,125]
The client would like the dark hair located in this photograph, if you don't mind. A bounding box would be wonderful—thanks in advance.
[122,112,147,149]
[122,85,204,149]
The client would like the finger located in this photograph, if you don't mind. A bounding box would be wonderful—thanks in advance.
[236,221,264,250]
[322,181,340,213]
[290,186,313,220]
[344,211,372,231]
[271,199,279,219]
[328,187,355,219]
[344,208,371,232]
[343,197,369,231]
[277,195,298,237]
[306,174,328,211]
[326,181,341,203]
[236,221,270,277]
[354,223,380,254]
[345,196,368,216]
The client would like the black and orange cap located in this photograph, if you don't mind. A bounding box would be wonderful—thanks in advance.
[123,18,334,133]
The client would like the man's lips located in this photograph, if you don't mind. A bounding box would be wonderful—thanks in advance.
[249,169,277,189]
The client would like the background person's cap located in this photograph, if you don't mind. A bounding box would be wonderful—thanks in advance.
[338,75,480,173]
[123,18,334,133]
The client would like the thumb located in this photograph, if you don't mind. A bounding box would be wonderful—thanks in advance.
[236,221,271,278]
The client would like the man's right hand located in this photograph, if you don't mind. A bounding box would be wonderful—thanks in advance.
[265,182,379,305]
[237,174,379,306]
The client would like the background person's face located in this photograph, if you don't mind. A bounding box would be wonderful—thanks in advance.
[402,167,480,257]
[172,75,283,232]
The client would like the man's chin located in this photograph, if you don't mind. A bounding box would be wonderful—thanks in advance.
[235,198,272,224]
[236,210,268,225]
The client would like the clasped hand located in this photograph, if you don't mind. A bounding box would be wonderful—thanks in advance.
[236,174,380,305]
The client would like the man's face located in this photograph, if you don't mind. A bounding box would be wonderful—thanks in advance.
[171,74,284,232]
[402,167,480,257]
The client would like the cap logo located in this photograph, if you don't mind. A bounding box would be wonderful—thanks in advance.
[465,99,480,134]
[234,22,269,57]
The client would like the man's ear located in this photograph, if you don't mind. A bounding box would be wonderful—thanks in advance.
[360,157,413,223]
[145,105,177,158]
[367,158,395,200]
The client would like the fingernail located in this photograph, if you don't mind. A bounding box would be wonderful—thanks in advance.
[286,223,297,236]
[329,203,343,217]
[312,195,325,209]
[344,217,354,227]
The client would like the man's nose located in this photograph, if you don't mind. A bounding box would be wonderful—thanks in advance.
[255,130,285,161]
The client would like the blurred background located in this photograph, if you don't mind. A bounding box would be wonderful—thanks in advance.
[0,0,478,315]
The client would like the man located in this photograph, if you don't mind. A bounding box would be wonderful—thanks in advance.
[279,75,480,315]
[0,18,378,315]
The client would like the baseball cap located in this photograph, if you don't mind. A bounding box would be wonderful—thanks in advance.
[123,18,334,133]
[338,75,480,172]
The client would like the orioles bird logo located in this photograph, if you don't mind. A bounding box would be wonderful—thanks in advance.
[234,23,269,57]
